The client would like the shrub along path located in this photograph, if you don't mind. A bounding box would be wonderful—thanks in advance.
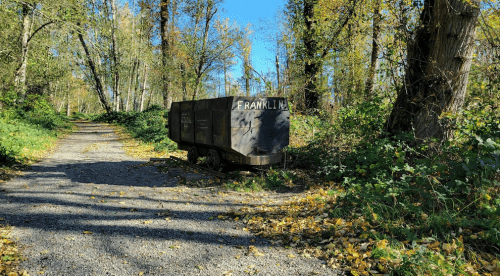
[0,122,335,276]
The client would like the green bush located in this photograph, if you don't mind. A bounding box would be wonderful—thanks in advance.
[0,96,72,165]
[288,96,500,252]
[93,106,177,152]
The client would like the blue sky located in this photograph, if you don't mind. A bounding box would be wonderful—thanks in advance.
[220,0,285,79]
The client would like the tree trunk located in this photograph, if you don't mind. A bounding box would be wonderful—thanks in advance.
[126,59,138,112]
[77,24,111,113]
[276,54,280,96]
[365,0,382,97]
[386,0,480,142]
[223,61,227,96]
[110,0,121,112]
[140,64,148,112]
[192,1,216,101]
[160,0,171,109]
[303,0,320,110]
[14,3,32,102]
[66,85,71,117]
[181,62,188,101]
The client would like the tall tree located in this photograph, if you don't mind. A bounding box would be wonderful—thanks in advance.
[109,0,121,111]
[386,0,481,141]
[364,0,382,97]
[215,18,237,97]
[238,23,253,97]
[160,0,172,109]
[286,0,358,111]
[77,21,112,113]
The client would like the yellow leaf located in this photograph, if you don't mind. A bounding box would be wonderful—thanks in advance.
[254,252,265,257]
[83,231,93,234]
[143,221,153,224]
[428,241,440,250]
[421,213,428,221]
[287,254,296,258]
[376,239,388,249]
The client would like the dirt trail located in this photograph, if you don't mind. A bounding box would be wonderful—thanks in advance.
[0,122,336,276]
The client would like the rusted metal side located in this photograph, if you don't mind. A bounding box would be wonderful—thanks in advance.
[212,98,230,148]
[194,99,212,145]
[230,97,290,158]
[180,101,195,143]
[169,102,181,142]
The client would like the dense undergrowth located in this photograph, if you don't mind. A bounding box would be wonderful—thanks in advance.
[93,105,177,153]
[231,96,500,275]
[0,95,72,166]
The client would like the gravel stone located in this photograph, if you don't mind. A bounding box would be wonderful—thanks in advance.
[0,122,339,276]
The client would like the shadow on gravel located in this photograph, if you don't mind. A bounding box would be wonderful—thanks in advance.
[0,158,272,248]
[0,121,280,252]
[0,192,265,247]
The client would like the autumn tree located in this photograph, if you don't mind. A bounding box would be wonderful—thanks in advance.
[285,0,359,111]
[364,0,382,97]
[238,24,253,97]
[386,0,481,142]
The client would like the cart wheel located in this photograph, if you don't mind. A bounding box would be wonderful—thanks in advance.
[206,149,221,170]
[187,147,198,164]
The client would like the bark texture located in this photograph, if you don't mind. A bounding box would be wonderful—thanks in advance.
[110,0,121,111]
[160,0,171,108]
[303,0,320,110]
[386,0,480,141]
[14,3,32,101]
[365,0,382,97]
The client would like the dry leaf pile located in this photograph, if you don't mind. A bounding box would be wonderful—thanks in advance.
[226,186,499,276]
[0,225,29,276]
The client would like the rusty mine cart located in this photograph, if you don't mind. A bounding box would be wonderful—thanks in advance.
[167,96,290,170]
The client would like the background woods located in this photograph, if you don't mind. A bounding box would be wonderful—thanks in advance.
[0,0,496,122]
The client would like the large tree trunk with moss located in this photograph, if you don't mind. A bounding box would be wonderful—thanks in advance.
[14,3,32,102]
[160,0,171,109]
[303,0,320,110]
[386,0,480,142]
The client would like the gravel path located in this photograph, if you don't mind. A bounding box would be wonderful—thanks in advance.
[0,122,337,276]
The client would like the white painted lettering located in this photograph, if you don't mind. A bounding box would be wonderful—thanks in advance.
[256,101,262,109]
[263,101,268,109]
[279,100,286,110]
[273,100,277,109]
[245,102,250,109]
[250,102,256,109]
[238,101,243,109]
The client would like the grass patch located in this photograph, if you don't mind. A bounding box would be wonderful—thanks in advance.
[110,124,184,160]
[224,168,298,192]
[93,105,178,153]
